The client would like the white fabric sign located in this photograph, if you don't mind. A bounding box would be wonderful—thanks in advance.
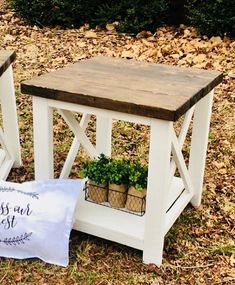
[0,179,84,266]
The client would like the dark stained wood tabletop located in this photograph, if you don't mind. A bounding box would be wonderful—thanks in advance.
[21,56,223,121]
[0,50,16,77]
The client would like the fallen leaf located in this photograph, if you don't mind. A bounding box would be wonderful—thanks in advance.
[121,50,134,58]
[3,34,15,43]
[136,30,152,39]
[228,72,235,78]
[193,53,207,64]
[210,36,223,47]
[106,23,116,31]
[84,30,97,38]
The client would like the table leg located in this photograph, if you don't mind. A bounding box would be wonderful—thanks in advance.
[143,119,172,265]
[189,90,214,207]
[33,96,54,180]
[96,115,112,157]
[0,65,21,167]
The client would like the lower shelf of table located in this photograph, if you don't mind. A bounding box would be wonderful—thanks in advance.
[73,177,193,250]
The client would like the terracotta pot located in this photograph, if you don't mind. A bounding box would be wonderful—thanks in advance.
[125,186,146,212]
[108,183,127,208]
[88,180,108,203]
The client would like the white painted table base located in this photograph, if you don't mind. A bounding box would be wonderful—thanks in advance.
[32,90,214,265]
[0,65,21,179]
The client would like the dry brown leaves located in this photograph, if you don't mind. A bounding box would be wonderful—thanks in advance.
[0,5,234,285]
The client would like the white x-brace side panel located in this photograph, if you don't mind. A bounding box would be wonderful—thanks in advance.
[59,109,98,159]
[59,112,91,178]
[49,100,150,178]
[164,107,196,233]
[171,123,195,196]
[0,65,21,179]
[58,110,112,178]
[168,107,195,184]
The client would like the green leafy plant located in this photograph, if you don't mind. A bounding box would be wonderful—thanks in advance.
[106,158,130,185]
[81,153,110,185]
[7,0,103,27]
[128,162,148,191]
[186,0,235,38]
[81,155,148,190]
[95,0,170,34]
[8,0,170,34]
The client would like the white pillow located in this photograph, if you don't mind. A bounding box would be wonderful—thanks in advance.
[0,179,85,266]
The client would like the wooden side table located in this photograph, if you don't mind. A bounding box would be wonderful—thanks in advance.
[21,57,223,265]
[0,50,21,179]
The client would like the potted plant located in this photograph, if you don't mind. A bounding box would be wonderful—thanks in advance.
[125,162,148,212]
[107,158,129,208]
[81,154,110,203]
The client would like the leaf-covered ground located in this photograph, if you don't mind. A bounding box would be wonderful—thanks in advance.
[0,5,234,285]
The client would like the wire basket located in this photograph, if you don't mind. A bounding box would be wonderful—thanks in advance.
[84,182,146,216]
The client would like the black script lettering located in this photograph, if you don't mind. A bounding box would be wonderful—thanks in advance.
[0,215,17,230]
[0,202,11,216]
[14,203,32,216]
